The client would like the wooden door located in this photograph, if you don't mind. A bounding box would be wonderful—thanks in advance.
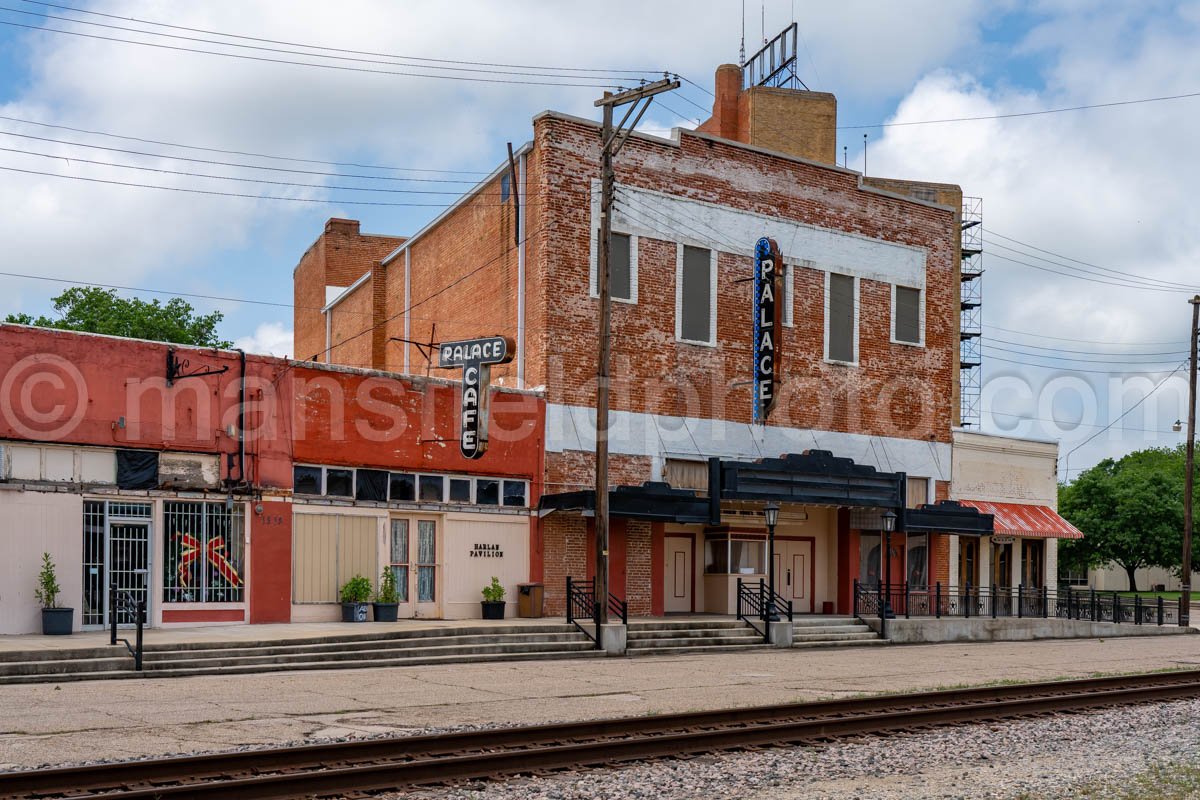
[959,538,979,589]
[775,540,813,613]
[664,536,693,613]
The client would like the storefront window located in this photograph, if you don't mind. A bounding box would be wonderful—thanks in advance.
[704,538,729,574]
[448,478,471,503]
[163,501,245,603]
[859,533,881,588]
[502,480,527,507]
[704,536,765,574]
[476,479,500,505]
[907,534,928,588]
[419,475,445,502]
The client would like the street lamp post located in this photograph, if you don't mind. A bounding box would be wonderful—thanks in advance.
[764,502,780,623]
[882,510,898,619]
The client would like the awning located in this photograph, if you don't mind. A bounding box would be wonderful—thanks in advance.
[905,500,994,536]
[958,500,1083,539]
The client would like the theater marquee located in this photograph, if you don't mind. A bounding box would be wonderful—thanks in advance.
[438,335,514,459]
[754,237,783,422]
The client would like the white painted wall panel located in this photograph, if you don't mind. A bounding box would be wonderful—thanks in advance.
[0,491,83,634]
[595,182,928,288]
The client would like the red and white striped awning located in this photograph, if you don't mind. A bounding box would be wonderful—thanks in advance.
[958,500,1084,540]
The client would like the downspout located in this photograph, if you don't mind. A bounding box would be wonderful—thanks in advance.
[404,248,411,373]
[516,150,527,387]
[234,349,246,485]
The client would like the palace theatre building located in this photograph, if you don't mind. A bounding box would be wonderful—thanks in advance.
[294,62,1080,619]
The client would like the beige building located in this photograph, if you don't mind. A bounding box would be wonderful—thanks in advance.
[949,430,1080,590]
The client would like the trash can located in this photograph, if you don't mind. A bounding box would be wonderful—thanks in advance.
[517,583,544,618]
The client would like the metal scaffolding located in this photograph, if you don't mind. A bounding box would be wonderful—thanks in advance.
[960,196,983,427]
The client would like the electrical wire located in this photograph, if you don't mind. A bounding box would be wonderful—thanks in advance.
[987,337,1188,357]
[0,113,490,174]
[0,4,656,82]
[0,18,622,87]
[985,324,1188,348]
[987,252,1194,294]
[986,240,1197,292]
[987,353,1188,375]
[1062,361,1190,459]
[982,343,1187,365]
[987,230,1199,291]
[18,0,663,75]
[0,162,519,206]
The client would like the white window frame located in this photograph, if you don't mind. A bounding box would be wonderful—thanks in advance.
[782,261,796,328]
[675,244,718,347]
[890,284,925,347]
[823,271,859,366]
[589,229,639,305]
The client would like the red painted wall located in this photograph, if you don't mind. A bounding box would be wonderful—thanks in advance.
[250,500,293,623]
[0,324,293,489]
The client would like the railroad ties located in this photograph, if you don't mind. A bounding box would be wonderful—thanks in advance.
[3,670,1199,799]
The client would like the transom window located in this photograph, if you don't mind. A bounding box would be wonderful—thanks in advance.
[293,465,529,508]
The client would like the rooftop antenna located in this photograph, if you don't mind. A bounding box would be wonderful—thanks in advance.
[739,0,745,64]
[761,1,766,43]
[863,133,868,175]
[843,144,848,168]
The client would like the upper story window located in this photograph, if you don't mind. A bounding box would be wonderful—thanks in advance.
[825,272,858,364]
[677,244,717,345]
[293,464,530,508]
[591,231,637,303]
[893,285,923,346]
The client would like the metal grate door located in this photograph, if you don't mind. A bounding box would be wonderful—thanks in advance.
[108,522,151,626]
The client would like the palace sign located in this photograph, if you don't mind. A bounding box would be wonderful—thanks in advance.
[438,335,514,459]
[754,237,783,422]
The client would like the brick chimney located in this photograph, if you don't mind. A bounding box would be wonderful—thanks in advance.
[695,64,838,166]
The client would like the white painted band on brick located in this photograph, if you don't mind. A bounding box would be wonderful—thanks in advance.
[603,182,928,289]
[545,403,952,483]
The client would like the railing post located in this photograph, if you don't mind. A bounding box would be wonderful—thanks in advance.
[566,576,573,625]
[935,582,941,618]
[1135,594,1142,625]
[759,579,768,624]
[852,578,859,617]
[964,583,971,619]
[134,598,144,672]
[1111,592,1118,623]
[990,583,997,618]
[1090,588,1097,622]
[1158,595,1165,626]
[1067,588,1074,620]
[903,581,910,619]
[1017,583,1024,618]
[109,584,117,645]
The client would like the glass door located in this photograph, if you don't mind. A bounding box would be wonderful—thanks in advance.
[388,517,440,618]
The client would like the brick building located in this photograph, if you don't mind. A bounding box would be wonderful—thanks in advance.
[294,64,1076,617]
[0,324,543,634]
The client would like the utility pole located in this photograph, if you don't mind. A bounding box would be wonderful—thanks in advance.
[593,76,679,624]
[1183,295,1199,627]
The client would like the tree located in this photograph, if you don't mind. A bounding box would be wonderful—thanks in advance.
[5,287,231,348]
[1058,446,1199,591]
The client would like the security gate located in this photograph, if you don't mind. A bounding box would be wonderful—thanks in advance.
[82,501,152,629]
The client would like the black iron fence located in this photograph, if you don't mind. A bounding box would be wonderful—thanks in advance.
[565,576,628,648]
[736,578,793,644]
[853,581,1180,632]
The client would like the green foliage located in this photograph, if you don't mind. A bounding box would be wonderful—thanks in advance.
[35,552,61,609]
[339,574,372,604]
[5,287,231,347]
[481,576,505,603]
[376,568,400,604]
[1059,445,1200,590]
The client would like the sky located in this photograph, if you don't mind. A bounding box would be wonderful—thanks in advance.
[0,0,1196,479]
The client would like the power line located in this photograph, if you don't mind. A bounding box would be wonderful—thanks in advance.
[0,18,622,87]
[0,128,483,183]
[0,113,490,174]
[0,163,519,206]
[988,336,1189,357]
[839,90,1200,130]
[0,142,530,195]
[985,324,1187,347]
[988,240,1196,291]
[987,353,1189,375]
[987,229,1199,290]
[983,408,1179,435]
[0,4,656,82]
[987,252,1194,294]
[1063,361,1190,460]
[18,0,662,75]
[982,343,1187,365]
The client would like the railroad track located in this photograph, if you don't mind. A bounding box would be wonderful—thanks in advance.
[4,670,1199,799]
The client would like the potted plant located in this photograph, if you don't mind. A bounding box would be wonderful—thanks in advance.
[480,576,506,620]
[339,574,372,622]
[373,568,400,622]
[36,552,73,635]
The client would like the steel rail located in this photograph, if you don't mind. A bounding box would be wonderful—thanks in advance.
[5,670,1200,799]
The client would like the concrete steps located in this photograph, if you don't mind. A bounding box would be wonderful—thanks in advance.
[626,619,768,656]
[0,625,602,684]
[791,618,885,648]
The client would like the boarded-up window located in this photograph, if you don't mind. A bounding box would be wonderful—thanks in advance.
[827,272,855,362]
[593,231,633,301]
[292,514,378,603]
[665,458,708,492]
[906,477,930,509]
[680,245,713,343]
[894,286,921,344]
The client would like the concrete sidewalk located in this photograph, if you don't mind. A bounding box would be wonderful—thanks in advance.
[3,635,1199,769]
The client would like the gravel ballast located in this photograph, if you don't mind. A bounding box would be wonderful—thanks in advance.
[397,698,1200,800]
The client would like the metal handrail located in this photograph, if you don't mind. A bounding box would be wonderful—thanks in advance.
[566,577,628,648]
[108,585,145,671]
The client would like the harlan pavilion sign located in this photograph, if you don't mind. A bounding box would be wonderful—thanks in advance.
[438,336,514,459]
[754,237,783,422]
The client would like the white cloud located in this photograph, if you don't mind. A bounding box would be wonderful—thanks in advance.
[233,322,293,358]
